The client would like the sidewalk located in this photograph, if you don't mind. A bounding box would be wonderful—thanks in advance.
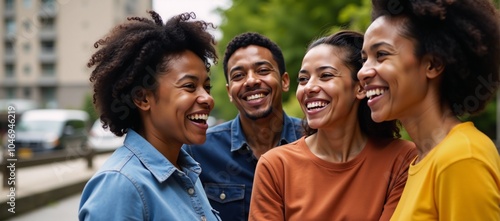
[0,153,111,219]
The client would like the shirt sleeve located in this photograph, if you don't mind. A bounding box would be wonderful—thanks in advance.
[380,145,418,221]
[249,156,284,221]
[436,158,500,221]
[78,171,145,221]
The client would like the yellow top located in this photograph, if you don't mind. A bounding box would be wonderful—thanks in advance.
[391,122,500,221]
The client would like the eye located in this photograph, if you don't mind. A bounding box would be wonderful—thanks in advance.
[183,83,196,89]
[297,75,309,85]
[361,56,367,64]
[204,84,212,94]
[230,72,244,81]
[320,72,335,79]
[376,51,389,60]
[257,68,272,75]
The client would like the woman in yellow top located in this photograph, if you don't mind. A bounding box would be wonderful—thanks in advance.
[358,0,500,220]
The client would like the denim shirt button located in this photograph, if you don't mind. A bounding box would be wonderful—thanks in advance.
[219,192,226,200]
[201,215,206,221]
[188,188,195,195]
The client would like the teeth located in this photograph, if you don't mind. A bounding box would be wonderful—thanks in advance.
[306,101,327,109]
[246,93,265,101]
[366,88,386,99]
[188,114,208,121]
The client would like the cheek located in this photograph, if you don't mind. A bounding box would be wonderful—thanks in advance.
[295,86,305,101]
[227,83,239,96]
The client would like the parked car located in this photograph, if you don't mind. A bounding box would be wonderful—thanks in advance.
[87,119,125,152]
[13,109,90,156]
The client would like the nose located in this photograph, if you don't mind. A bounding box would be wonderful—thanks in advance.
[304,78,320,95]
[357,65,376,86]
[198,91,214,110]
[244,71,261,88]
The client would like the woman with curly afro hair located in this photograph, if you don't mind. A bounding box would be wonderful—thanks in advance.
[358,0,500,220]
[79,11,221,220]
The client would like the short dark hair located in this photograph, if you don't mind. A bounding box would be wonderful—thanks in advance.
[88,11,218,136]
[222,32,286,83]
[302,30,401,139]
[371,0,500,116]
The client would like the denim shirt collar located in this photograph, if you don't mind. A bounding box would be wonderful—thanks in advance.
[123,129,201,183]
[229,112,301,152]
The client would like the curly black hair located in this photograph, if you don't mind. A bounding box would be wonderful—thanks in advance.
[88,10,218,136]
[371,0,500,117]
[301,30,401,139]
[222,32,286,83]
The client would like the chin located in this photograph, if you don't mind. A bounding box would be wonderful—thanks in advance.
[371,113,387,123]
[185,136,207,145]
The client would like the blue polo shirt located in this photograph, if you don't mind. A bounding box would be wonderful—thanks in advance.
[183,113,303,221]
[79,129,220,221]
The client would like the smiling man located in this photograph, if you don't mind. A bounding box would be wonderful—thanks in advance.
[183,32,303,221]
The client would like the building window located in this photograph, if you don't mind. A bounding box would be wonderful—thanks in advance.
[22,19,31,32]
[40,17,55,30]
[5,18,16,35]
[23,0,31,8]
[23,87,31,98]
[5,0,14,11]
[5,64,15,77]
[40,40,55,53]
[23,42,31,53]
[41,0,55,9]
[5,41,14,54]
[41,63,55,76]
[6,88,15,99]
[23,64,31,75]
[125,0,137,15]
[41,87,57,108]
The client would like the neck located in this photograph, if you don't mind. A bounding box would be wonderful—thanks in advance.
[139,129,182,169]
[307,121,367,163]
[239,113,285,158]
[401,105,460,163]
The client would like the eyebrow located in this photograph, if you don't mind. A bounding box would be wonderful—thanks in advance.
[229,66,244,74]
[254,61,274,67]
[299,65,338,74]
[362,41,392,54]
[177,74,211,83]
[229,60,275,74]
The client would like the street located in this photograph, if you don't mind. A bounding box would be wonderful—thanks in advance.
[8,193,81,221]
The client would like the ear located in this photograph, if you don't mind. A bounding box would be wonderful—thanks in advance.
[132,88,152,111]
[423,54,444,79]
[355,83,366,100]
[226,83,233,102]
[281,72,290,92]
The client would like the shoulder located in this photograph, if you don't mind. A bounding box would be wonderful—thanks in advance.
[434,122,498,167]
[368,138,417,162]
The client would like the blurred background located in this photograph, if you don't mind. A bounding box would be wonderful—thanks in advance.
[0,0,498,220]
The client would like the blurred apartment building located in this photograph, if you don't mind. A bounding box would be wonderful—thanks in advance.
[1,0,152,110]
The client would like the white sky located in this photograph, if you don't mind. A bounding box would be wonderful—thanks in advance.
[152,0,231,39]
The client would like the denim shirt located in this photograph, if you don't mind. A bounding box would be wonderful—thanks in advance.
[79,129,221,221]
[183,113,303,221]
